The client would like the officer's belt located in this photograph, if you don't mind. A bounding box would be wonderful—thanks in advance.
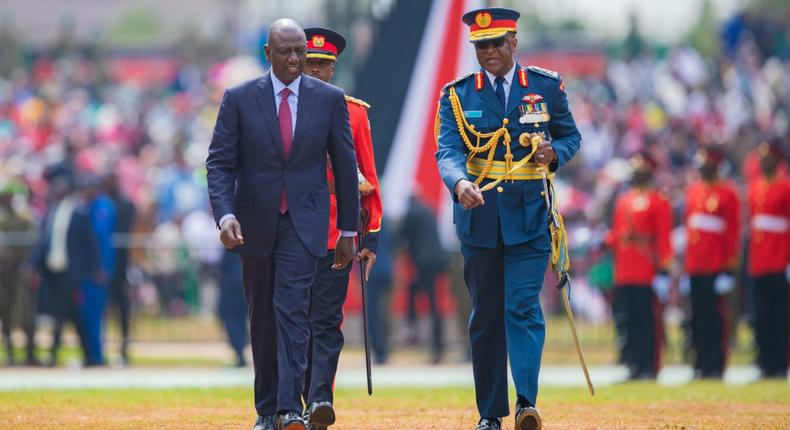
[466,157,544,181]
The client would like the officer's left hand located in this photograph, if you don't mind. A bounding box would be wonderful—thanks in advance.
[333,236,357,270]
[534,141,556,166]
[358,248,376,281]
[359,180,375,196]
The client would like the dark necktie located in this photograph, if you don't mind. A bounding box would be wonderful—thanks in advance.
[279,87,293,214]
[495,76,506,109]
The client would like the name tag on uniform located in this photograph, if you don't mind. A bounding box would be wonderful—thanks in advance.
[464,110,483,119]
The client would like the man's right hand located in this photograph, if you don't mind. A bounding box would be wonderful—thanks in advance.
[455,179,485,209]
[220,217,245,250]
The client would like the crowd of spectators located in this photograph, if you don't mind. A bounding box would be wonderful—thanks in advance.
[0,8,787,365]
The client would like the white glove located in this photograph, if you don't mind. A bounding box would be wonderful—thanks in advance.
[713,273,735,295]
[652,274,671,304]
[678,274,691,297]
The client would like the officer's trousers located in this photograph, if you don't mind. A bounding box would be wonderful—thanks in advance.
[612,285,662,378]
[304,250,352,405]
[752,272,789,377]
[461,232,549,419]
[689,274,729,377]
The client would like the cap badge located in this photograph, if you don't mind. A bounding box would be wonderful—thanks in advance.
[475,12,492,28]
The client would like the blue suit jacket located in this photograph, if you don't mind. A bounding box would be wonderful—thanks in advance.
[206,72,360,258]
[435,63,581,248]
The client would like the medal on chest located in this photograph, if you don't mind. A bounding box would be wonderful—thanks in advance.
[519,93,550,127]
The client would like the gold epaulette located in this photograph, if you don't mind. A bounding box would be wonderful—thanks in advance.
[345,95,370,110]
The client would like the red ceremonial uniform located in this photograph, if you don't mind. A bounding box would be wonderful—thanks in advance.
[747,177,790,276]
[609,189,673,285]
[684,180,740,274]
[326,96,383,249]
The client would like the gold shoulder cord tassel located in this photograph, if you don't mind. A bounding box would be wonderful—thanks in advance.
[448,86,510,186]
[542,169,570,274]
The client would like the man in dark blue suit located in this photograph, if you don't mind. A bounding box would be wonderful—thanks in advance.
[435,8,581,430]
[206,19,359,430]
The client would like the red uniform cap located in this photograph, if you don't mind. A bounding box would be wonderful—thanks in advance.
[695,146,727,166]
[304,27,347,61]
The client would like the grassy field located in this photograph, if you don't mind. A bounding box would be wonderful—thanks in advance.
[0,315,760,368]
[1,382,788,429]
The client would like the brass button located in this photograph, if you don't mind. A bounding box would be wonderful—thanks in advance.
[497,186,504,193]
[540,191,545,196]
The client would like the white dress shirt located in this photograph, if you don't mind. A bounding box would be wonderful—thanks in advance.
[484,62,517,102]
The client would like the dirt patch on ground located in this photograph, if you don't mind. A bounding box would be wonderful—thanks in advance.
[2,391,788,430]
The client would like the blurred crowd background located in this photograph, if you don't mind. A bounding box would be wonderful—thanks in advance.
[0,0,789,369]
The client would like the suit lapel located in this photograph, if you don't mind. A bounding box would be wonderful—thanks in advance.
[255,72,285,162]
[292,75,318,158]
[505,64,524,117]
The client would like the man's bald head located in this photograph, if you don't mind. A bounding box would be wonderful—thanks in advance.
[265,19,307,84]
[268,19,305,43]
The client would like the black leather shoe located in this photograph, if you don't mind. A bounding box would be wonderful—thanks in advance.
[277,411,306,430]
[515,405,542,430]
[252,415,275,430]
[305,402,335,430]
[475,417,501,430]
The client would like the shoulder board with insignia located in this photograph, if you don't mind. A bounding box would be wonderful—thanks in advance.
[344,95,371,109]
[527,66,560,80]
[443,73,474,90]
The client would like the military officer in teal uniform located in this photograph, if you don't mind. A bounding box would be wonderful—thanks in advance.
[435,7,581,430]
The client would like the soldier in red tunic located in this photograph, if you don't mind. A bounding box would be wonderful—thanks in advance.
[683,146,740,378]
[607,152,673,379]
[747,138,790,379]
[299,27,384,430]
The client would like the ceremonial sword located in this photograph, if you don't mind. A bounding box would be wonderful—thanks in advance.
[358,208,373,395]
[539,164,595,396]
